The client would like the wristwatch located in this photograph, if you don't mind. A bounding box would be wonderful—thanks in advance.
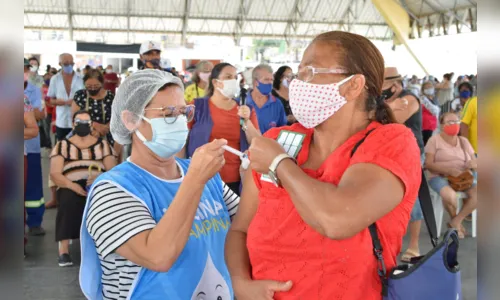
[268,153,296,187]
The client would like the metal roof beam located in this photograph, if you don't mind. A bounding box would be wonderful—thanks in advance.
[181,0,191,46]
[24,10,387,25]
[66,0,73,40]
[284,0,302,45]
[24,26,391,41]
[233,0,253,46]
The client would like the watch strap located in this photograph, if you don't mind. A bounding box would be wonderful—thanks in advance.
[269,153,295,173]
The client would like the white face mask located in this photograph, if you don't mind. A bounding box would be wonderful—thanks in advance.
[424,88,435,95]
[282,78,289,88]
[105,69,112,74]
[289,76,354,129]
[30,65,38,73]
[216,79,239,98]
[199,72,210,83]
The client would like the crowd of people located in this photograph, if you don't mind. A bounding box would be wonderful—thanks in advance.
[23,33,478,299]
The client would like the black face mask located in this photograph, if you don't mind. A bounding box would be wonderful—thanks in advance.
[381,86,395,101]
[74,123,91,137]
[87,87,101,96]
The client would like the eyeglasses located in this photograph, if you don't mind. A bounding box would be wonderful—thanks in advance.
[283,74,295,81]
[444,120,460,125]
[86,85,101,90]
[297,66,348,83]
[144,105,195,124]
[74,119,91,125]
[63,63,75,67]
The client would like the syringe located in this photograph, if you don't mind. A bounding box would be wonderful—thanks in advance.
[222,145,250,169]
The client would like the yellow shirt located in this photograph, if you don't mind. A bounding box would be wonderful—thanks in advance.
[485,90,500,152]
[184,83,206,104]
[461,96,477,153]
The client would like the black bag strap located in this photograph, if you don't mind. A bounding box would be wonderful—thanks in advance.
[350,128,439,296]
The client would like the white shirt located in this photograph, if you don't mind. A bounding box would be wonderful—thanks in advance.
[47,72,84,128]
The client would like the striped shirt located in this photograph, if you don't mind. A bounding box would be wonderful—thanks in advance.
[86,179,239,299]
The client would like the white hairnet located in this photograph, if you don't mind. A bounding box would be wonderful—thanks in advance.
[110,69,184,145]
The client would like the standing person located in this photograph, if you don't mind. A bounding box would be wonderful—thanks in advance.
[80,69,237,299]
[72,69,115,147]
[103,65,120,94]
[184,60,214,104]
[24,58,46,236]
[139,40,163,70]
[50,110,117,266]
[187,63,260,195]
[272,66,296,125]
[40,71,54,151]
[28,57,44,88]
[24,96,39,254]
[225,31,421,300]
[96,65,104,73]
[246,64,287,134]
[407,75,421,97]
[460,83,477,154]
[435,73,454,112]
[48,53,84,142]
[420,80,440,145]
[382,67,425,263]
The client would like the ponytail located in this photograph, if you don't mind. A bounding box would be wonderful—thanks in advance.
[366,95,396,125]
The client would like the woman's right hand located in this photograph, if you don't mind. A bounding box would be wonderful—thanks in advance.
[233,277,293,300]
[70,182,88,197]
[188,139,227,184]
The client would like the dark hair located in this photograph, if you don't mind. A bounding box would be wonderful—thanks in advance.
[458,82,473,93]
[73,110,91,122]
[206,62,235,97]
[312,31,396,125]
[28,57,39,65]
[83,69,104,84]
[443,73,454,81]
[273,66,291,90]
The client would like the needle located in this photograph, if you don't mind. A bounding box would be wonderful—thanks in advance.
[222,145,245,158]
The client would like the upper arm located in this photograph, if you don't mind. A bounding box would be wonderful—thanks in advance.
[71,102,80,115]
[24,110,37,129]
[86,182,156,263]
[47,77,56,98]
[50,155,65,176]
[406,95,420,116]
[229,168,259,233]
[338,125,421,233]
[103,155,117,170]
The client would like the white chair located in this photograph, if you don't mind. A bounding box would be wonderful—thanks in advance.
[430,188,476,238]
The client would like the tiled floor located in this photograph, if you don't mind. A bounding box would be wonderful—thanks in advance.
[23,157,477,300]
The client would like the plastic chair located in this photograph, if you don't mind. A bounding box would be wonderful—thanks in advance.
[430,188,476,238]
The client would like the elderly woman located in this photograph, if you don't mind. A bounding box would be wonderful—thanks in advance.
[80,69,237,300]
[424,112,477,238]
[50,110,117,267]
[184,60,214,104]
[225,31,422,300]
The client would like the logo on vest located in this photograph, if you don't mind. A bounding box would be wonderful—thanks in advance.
[189,198,230,239]
[191,253,231,300]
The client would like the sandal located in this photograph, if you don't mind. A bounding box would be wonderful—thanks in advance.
[400,249,420,263]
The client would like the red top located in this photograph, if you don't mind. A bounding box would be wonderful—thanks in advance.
[247,121,421,300]
[188,99,259,183]
[103,72,119,94]
[422,105,438,131]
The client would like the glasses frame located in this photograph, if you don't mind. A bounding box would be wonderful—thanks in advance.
[144,105,195,124]
[298,66,348,83]
[74,119,92,125]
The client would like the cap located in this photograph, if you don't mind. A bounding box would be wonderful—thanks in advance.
[24,58,30,66]
[139,41,162,55]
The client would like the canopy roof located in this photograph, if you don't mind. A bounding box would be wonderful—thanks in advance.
[24,0,477,44]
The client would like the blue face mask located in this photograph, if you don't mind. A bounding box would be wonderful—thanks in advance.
[62,65,73,74]
[135,115,189,158]
[460,90,471,99]
[256,80,273,96]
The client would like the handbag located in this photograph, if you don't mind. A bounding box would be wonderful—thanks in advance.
[351,131,462,300]
[446,137,474,191]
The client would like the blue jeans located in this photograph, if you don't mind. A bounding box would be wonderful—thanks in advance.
[429,172,477,194]
[410,153,425,222]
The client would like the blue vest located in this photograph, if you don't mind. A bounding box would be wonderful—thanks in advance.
[187,97,249,157]
[79,158,233,300]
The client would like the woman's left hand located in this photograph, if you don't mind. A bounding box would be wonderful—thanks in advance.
[249,136,286,174]
[238,105,251,121]
[467,159,477,169]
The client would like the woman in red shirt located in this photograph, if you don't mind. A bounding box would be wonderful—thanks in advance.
[225,31,422,300]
